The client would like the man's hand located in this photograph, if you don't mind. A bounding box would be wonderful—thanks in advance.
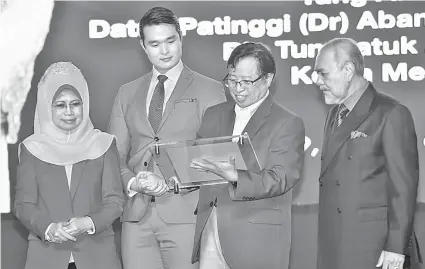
[376,250,405,269]
[62,217,93,237]
[46,222,76,244]
[167,176,199,194]
[132,171,169,197]
[190,156,238,182]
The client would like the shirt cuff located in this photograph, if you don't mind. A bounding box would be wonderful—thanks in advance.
[45,223,54,241]
[86,216,96,234]
[127,177,138,198]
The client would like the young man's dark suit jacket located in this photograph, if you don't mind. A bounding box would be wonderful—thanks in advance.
[318,83,419,269]
[14,141,125,269]
[191,94,305,269]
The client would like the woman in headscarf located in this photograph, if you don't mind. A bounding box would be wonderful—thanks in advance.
[13,62,124,269]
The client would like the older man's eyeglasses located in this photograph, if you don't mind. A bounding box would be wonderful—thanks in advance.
[223,74,265,89]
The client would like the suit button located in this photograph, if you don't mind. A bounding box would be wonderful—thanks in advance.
[337,208,342,213]
[320,154,324,160]
[348,156,353,160]
[144,162,148,166]
[210,202,214,207]
[154,137,159,142]
[319,181,323,187]
[336,180,340,186]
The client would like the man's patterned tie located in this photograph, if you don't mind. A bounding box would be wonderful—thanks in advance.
[148,74,168,133]
[147,74,168,173]
[335,103,349,128]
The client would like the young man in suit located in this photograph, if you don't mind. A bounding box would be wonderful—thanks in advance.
[108,6,226,269]
[315,37,419,269]
[189,42,305,269]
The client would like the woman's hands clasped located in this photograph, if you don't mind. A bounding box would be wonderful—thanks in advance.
[45,221,76,244]
[46,217,94,244]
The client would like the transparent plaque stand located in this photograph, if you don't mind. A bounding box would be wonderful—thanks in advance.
[150,132,261,194]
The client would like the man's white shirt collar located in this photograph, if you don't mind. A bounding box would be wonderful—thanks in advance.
[234,90,270,116]
[146,60,184,116]
[152,60,183,83]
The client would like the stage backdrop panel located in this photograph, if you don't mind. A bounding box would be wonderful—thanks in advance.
[6,1,425,210]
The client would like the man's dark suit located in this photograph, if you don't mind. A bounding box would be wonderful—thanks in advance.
[191,95,305,269]
[318,83,419,269]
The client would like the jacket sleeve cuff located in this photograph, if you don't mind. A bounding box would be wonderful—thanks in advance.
[86,216,96,234]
